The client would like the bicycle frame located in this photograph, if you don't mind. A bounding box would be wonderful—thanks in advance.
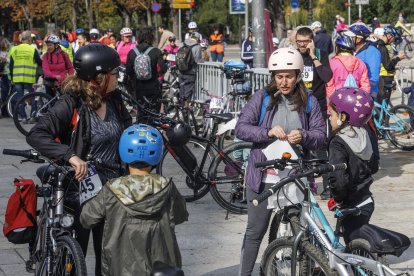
[287,177,403,276]
[372,99,409,133]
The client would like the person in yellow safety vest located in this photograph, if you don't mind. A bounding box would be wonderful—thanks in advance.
[9,30,42,122]
[209,27,225,62]
[59,32,74,62]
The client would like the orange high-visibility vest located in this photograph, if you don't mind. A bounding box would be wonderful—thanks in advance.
[209,34,224,54]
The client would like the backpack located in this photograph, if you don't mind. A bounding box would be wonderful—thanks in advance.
[336,58,358,88]
[258,90,313,126]
[133,47,154,80]
[3,178,37,244]
[176,43,196,72]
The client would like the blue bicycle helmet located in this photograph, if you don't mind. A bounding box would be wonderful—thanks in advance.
[384,26,400,38]
[348,24,371,39]
[335,34,355,51]
[119,124,164,166]
[75,28,85,34]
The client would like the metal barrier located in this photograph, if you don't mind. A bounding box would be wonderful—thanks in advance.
[195,62,271,102]
[396,66,414,105]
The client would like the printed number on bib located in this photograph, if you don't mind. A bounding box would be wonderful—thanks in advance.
[166,54,176,62]
[302,66,314,82]
[209,97,224,110]
[79,164,102,205]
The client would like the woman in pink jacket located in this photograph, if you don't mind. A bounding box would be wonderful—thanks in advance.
[326,34,370,101]
[116,27,137,65]
[42,35,74,96]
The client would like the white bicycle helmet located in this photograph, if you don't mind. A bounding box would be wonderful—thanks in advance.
[89,28,100,35]
[268,48,304,73]
[310,21,322,30]
[188,21,197,29]
[45,34,60,44]
[272,37,279,45]
[120,27,133,36]
[374,27,384,36]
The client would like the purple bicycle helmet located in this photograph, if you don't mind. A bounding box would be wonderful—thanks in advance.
[329,87,373,127]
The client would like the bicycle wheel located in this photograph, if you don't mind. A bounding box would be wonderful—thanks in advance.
[156,139,213,202]
[268,208,300,244]
[404,42,414,59]
[217,129,236,149]
[261,237,335,276]
[36,235,87,276]
[385,104,414,150]
[208,142,252,214]
[345,239,377,276]
[13,92,54,136]
[6,91,18,118]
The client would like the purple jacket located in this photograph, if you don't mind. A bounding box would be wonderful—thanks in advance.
[235,89,326,193]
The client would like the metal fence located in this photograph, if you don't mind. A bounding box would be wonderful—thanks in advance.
[194,62,271,102]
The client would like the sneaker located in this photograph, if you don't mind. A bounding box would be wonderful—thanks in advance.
[320,189,330,200]
[23,118,37,124]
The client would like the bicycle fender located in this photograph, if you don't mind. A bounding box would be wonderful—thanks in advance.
[216,118,237,135]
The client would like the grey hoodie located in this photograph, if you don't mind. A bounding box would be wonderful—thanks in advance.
[338,125,373,161]
[183,38,203,74]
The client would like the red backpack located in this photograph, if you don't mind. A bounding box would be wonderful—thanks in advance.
[3,178,37,244]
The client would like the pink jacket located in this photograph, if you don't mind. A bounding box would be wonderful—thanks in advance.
[42,48,74,85]
[326,55,370,100]
[116,41,136,65]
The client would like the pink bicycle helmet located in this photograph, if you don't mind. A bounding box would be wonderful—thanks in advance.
[329,87,373,127]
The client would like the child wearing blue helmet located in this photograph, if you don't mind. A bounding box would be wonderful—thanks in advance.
[80,124,188,276]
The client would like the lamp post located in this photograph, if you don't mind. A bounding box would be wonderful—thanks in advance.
[308,0,313,25]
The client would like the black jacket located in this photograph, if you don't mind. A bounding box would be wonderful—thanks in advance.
[26,90,132,162]
[328,136,373,206]
[126,43,167,98]
[314,28,333,54]
[301,49,333,112]
[376,39,400,74]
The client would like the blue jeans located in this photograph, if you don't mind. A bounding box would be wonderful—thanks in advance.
[211,51,224,62]
[14,83,35,119]
[408,91,414,128]
[1,74,10,116]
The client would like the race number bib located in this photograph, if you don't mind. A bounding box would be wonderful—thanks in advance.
[302,66,314,82]
[79,164,103,205]
[166,54,176,62]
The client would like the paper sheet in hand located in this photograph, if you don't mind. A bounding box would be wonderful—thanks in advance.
[262,140,298,160]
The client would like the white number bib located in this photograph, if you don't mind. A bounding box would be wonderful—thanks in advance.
[166,54,176,62]
[301,66,314,82]
[209,97,224,110]
[79,164,103,205]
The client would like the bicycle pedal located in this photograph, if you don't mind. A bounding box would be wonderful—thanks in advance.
[25,259,35,273]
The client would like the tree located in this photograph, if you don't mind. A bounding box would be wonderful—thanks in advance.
[0,0,51,29]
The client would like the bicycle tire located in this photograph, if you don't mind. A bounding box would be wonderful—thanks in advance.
[260,237,336,276]
[404,42,414,59]
[208,142,252,214]
[385,104,414,151]
[346,238,381,276]
[217,129,235,149]
[12,92,54,136]
[156,139,213,202]
[36,235,87,276]
[6,91,18,118]
[268,208,299,244]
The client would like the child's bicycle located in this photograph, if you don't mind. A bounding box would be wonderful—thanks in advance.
[372,97,414,150]
[254,159,411,276]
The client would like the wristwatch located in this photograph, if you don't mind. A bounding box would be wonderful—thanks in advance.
[312,57,318,61]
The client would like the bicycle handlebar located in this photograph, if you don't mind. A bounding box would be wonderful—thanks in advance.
[252,163,347,207]
[3,149,40,159]
[255,158,328,169]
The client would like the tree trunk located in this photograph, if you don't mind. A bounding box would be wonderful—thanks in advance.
[147,9,152,27]
[71,0,77,30]
[85,0,93,29]
[172,10,179,38]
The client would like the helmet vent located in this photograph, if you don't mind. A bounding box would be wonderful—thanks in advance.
[287,62,293,65]
[128,149,133,153]
[139,139,146,144]
[128,131,134,135]
[149,150,155,156]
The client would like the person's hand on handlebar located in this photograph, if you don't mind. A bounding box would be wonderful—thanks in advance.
[69,155,88,180]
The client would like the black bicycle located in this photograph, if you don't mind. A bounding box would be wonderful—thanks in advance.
[3,148,87,275]
[124,91,252,215]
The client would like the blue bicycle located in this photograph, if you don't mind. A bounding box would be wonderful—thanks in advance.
[372,98,414,151]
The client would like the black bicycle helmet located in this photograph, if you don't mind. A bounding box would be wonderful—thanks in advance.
[166,123,192,147]
[73,44,121,81]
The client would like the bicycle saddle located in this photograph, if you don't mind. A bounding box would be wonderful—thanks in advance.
[36,165,58,185]
[204,113,233,123]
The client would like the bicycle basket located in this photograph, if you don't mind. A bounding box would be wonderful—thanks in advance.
[233,80,252,95]
[223,60,247,80]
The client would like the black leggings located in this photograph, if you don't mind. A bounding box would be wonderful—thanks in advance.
[239,184,273,276]
[342,201,375,244]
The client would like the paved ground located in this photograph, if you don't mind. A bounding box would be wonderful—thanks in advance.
[1,95,414,275]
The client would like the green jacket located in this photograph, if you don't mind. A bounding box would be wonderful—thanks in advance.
[80,174,188,276]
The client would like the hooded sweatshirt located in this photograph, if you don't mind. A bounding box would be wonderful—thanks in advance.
[80,174,188,276]
[328,126,374,205]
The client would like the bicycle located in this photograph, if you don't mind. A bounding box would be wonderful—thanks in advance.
[253,161,410,276]
[3,148,87,275]
[123,91,252,215]
[12,77,61,136]
[372,97,414,150]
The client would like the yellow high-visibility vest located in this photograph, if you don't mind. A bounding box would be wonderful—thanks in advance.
[10,43,37,83]
[60,43,73,62]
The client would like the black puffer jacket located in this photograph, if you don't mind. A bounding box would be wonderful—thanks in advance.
[328,135,373,206]
[26,89,132,162]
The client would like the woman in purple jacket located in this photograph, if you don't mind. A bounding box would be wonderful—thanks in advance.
[235,48,326,276]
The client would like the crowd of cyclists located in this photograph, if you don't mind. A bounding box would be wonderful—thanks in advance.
[0,16,413,276]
